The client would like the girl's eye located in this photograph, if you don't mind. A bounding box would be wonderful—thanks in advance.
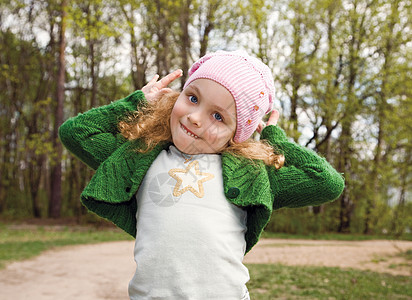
[189,95,198,104]
[213,112,223,122]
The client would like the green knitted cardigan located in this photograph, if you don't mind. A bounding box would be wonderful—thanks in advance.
[59,90,344,253]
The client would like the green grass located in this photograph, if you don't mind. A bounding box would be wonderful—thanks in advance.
[399,249,412,261]
[246,264,412,299]
[0,223,132,269]
[1,223,411,299]
[261,231,412,241]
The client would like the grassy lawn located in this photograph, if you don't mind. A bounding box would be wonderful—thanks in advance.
[1,223,411,299]
[261,231,412,241]
[247,264,412,299]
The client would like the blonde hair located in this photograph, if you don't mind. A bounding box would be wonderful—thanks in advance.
[119,92,284,168]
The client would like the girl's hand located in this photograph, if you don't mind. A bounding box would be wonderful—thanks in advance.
[256,109,280,134]
[142,69,183,103]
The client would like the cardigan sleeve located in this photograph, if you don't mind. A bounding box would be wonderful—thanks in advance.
[260,125,344,209]
[58,90,146,170]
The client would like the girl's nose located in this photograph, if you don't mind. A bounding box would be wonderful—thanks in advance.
[187,112,202,127]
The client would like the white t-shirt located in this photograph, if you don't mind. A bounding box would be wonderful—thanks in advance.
[128,146,249,299]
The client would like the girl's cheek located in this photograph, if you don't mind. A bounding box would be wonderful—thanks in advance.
[171,103,181,115]
[173,97,186,114]
[207,123,228,144]
[171,105,186,124]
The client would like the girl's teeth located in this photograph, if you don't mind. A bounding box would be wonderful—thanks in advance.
[182,125,198,139]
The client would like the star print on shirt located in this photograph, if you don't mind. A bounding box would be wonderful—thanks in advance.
[168,160,214,198]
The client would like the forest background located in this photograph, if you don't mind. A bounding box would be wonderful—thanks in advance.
[0,0,411,238]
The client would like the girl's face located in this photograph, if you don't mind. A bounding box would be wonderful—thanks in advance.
[170,79,237,155]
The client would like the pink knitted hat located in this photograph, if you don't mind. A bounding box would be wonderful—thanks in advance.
[183,51,275,143]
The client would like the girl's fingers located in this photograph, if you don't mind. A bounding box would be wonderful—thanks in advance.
[149,74,160,85]
[142,70,183,102]
[257,110,279,133]
[256,121,265,134]
[158,69,183,88]
[159,88,173,94]
[267,109,279,126]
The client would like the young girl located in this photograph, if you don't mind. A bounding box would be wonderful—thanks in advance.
[59,51,344,299]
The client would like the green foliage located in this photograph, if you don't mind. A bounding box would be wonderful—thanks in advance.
[391,202,412,238]
[267,201,412,239]
[0,0,411,234]
[267,205,341,235]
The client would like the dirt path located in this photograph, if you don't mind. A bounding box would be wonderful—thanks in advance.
[0,239,410,300]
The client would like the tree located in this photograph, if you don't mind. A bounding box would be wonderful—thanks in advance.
[276,0,321,141]
[118,0,150,90]
[0,0,58,218]
[49,0,67,218]
[1,0,410,233]
[335,0,378,232]
[365,0,412,233]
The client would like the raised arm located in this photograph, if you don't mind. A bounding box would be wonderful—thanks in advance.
[59,90,146,170]
[259,112,344,209]
[59,70,183,170]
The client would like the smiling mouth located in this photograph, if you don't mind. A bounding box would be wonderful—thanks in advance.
[180,124,199,139]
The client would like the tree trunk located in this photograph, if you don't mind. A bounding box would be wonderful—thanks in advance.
[289,12,303,141]
[49,0,67,218]
[154,0,170,76]
[337,118,353,233]
[365,0,399,234]
[179,0,191,88]
[0,132,12,213]
[391,156,408,237]
[130,21,146,90]
[29,154,45,218]
[199,1,217,58]
[89,41,97,107]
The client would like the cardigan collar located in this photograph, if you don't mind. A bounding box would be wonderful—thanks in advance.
[82,140,272,208]
[81,140,273,253]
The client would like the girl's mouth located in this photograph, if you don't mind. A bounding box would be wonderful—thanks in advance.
[180,123,199,139]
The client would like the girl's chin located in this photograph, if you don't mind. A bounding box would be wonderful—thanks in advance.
[173,142,202,155]
[171,131,200,154]
[173,141,224,155]
[172,131,226,154]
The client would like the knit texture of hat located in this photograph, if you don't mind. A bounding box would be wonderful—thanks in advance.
[183,51,275,143]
